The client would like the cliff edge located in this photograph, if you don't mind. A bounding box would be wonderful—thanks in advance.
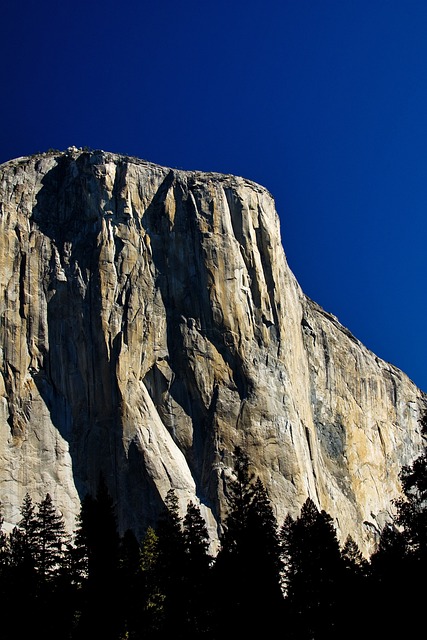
[0,148,425,554]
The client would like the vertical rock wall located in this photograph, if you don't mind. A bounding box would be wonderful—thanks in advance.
[0,149,425,554]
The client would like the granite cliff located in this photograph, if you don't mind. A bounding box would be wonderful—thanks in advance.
[0,148,425,555]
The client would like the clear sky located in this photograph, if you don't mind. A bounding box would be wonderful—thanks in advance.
[1,1,426,392]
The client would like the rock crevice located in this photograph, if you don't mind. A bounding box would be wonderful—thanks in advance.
[0,149,425,554]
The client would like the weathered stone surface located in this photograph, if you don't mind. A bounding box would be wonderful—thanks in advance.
[0,148,425,554]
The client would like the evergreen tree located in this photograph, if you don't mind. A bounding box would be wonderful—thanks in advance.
[182,500,214,636]
[72,475,122,640]
[34,493,68,582]
[341,534,369,575]
[279,512,295,596]
[339,535,370,637]
[183,501,211,565]
[71,492,94,588]
[118,528,145,640]
[280,497,345,639]
[249,476,285,628]
[213,447,283,636]
[156,488,186,582]
[139,525,164,636]
[0,501,9,578]
[9,493,38,598]
[140,525,160,573]
[219,446,255,556]
[16,492,38,568]
[249,476,283,586]
[370,412,427,636]
[76,475,120,588]
[395,412,427,561]
[33,494,74,640]
[0,502,13,639]
[369,523,409,636]
[7,494,41,638]
[154,488,187,635]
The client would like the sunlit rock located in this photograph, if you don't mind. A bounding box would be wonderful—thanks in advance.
[0,148,425,554]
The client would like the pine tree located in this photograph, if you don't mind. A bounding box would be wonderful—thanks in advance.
[339,535,370,637]
[34,493,67,582]
[183,501,211,564]
[369,522,409,636]
[0,501,9,577]
[213,447,283,635]
[369,412,427,636]
[71,492,94,587]
[72,475,122,640]
[279,512,295,596]
[341,534,368,575]
[7,494,40,638]
[219,446,255,556]
[8,493,38,595]
[280,497,345,639]
[0,501,12,638]
[154,488,187,635]
[32,494,74,640]
[182,501,214,635]
[248,478,283,600]
[156,488,186,590]
[139,525,164,635]
[73,475,120,589]
[118,529,145,639]
[16,492,38,567]
[395,412,427,561]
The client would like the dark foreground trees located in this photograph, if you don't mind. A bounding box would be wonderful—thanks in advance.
[1,420,426,639]
[0,492,73,640]
[280,497,345,639]
[369,413,427,637]
[212,447,284,636]
[71,475,122,639]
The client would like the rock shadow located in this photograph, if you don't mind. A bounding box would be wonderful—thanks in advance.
[28,153,156,529]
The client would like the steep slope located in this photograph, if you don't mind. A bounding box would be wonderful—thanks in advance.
[0,148,425,554]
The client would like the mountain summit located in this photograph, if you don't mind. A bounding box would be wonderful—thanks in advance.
[0,148,425,554]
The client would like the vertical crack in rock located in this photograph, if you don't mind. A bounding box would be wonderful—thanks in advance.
[0,149,425,555]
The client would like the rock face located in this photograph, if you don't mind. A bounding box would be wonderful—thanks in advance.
[0,148,425,554]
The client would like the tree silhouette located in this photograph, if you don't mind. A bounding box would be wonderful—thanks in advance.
[154,488,187,635]
[33,494,74,639]
[7,493,39,638]
[370,412,427,636]
[139,525,164,635]
[341,534,368,574]
[395,412,427,561]
[34,493,68,582]
[14,493,38,570]
[0,502,14,640]
[4,493,74,639]
[72,475,121,640]
[0,501,8,565]
[280,497,344,639]
[246,478,283,616]
[3,424,426,639]
[182,500,214,636]
[118,528,145,639]
[183,501,211,564]
[339,535,370,637]
[213,447,283,636]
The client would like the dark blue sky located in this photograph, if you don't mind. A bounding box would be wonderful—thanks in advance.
[1,1,426,392]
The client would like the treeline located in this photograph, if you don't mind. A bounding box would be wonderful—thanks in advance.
[1,418,426,640]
